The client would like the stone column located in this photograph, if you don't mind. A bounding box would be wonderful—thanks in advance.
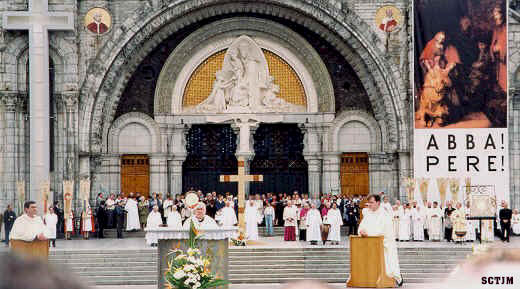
[62,91,79,207]
[232,119,258,198]
[322,152,341,197]
[397,151,411,201]
[170,124,188,195]
[302,123,323,199]
[1,91,19,207]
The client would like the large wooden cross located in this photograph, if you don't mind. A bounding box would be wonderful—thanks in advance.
[3,0,74,214]
[220,156,263,235]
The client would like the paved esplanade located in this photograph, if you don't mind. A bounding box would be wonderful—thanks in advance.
[2,0,74,213]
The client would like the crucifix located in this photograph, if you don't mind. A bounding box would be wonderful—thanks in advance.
[3,0,74,214]
[220,156,263,237]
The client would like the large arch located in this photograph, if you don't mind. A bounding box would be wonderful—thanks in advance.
[79,0,408,154]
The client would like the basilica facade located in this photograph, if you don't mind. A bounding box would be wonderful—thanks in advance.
[0,0,519,211]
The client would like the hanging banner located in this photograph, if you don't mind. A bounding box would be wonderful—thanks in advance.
[413,0,508,205]
[63,180,74,220]
[40,180,50,215]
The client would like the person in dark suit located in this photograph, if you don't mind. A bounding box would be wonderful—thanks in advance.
[96,201,106,239]
[3,205,16,246]
[53,202,64,239]
[115,203,126,239]
[499,201,513,242]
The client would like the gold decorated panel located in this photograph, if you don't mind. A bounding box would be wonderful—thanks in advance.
[182,49,306,107]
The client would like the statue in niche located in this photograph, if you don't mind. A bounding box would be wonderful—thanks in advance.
[192,35,305,113]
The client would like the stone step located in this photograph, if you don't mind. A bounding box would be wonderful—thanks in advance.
[228,277,444,284]
[70,266,156,273]
[50,249,155,255]
[229,259,463,265]
[49,256,157,263]
[78,271,157,277]
[86,278,157,286]
[50,261,157,267]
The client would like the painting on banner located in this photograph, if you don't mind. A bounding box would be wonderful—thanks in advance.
[413,0,508,204]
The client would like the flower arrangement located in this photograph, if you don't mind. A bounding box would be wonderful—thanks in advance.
[230,234,246,246]
[165,221,230,289]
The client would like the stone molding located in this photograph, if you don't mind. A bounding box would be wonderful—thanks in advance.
[0,91,20,112]
[107,112,162,154]
[155,17,330,115]
[79,0,406,155]
[328,109,383,153]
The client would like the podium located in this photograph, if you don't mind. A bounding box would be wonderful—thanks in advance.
[347,236,395,288]
[9,239,49,260]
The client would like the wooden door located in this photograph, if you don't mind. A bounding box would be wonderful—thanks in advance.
[121,155,150,198]
[340,153,369,197]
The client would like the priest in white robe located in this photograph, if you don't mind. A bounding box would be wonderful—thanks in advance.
[306,202,322,245]
[9,201,49,243]
[382,196,392,213]
[464,206,476,242]
[182,202,218,230]
[358,195,402,286]
[65,210,74,240]
[326,203,343,245]
[512,209,520,235]
[145,205,163,246]
[411,206,424,241]
[392,205,400,240]
[219,201,238,227]
[244,200,260,240]
[428,201,443,241]
[125,197,141,231]
[167,205,183,229]
[43,206,58,247]
[283,201,298,241]
[399,205,411,241]
[451,203,467,243]
[81,204,95,239]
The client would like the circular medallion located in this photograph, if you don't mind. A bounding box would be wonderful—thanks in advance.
[185,193,199,208]
[84,7,112,35]
[375,5,402,33]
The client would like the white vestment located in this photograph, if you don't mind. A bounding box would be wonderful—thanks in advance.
[283,206,298,227]
[480,220,494,242]
[382,202,392,214]
[82,208,93,232]
[220,207,238,226]
[167,211,183,229]
[125,198,141,231]
[145,211,163,245]
[358,207,401,281]
[182,215,218,230]
[428,207,443,240]
[512,214,520,235]
[326,208,343,242]
[65,212,74,232]
[245,203,260,240]
[411,208,424,241]
[464,208,476,241]
[399,209,411,241]
[392,210,400,238]
[163,199,174,218]
[44,213,58,239]
[306,209,322,242]
[9,214,49,242]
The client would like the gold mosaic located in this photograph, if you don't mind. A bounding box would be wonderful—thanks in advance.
[183,49,306,107]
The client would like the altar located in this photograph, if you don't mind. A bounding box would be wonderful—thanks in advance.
[146,227,237,289]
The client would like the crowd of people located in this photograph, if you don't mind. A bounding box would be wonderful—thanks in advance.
[2,190,520,246]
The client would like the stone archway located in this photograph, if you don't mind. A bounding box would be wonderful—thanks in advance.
[79,0,408,155]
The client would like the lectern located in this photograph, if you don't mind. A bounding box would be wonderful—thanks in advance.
[347,236,395,288]
[9,239,49,260]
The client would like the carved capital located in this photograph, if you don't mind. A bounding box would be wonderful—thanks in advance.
[0,91,20,112]
[62,91,79,111]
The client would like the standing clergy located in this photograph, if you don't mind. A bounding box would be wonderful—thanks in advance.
[244,200,260,240]
[9,201,49,243]
[306,202,322,245]
[219,201,238,227]
[428,201,443,241]
[145,205,163,246]
[299,203,310,241]
[43,206,58,247]
[451,202,467,243]
[327,203,343,245]
[392,205,400,240]
[167,205,183,229]
[499,201,513,242]
[3,205,16,246]
[125,196,141,232]
[464,203,476,242]
[283,201,298,241]
[511,209,520,235]
[64,210,74,240]
[411,205,424,241]
[398,204,411,241]
[358,195,402,286]
[81,204,95,240]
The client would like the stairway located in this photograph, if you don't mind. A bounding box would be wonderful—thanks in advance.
[259,227,351,237]
[48,249,158,286]
[228,247,472,284]
[44,245,471,286]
